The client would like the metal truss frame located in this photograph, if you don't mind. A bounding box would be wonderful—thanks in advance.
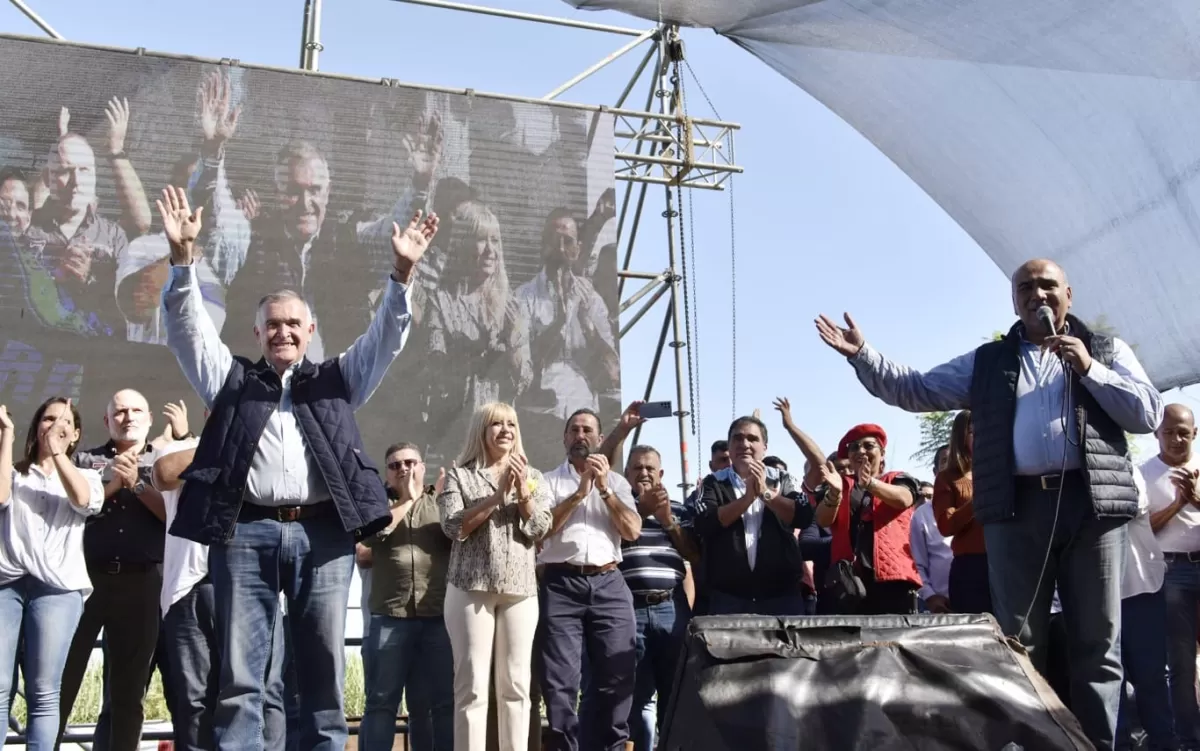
[373,2,743,494]
[7,0,743,499]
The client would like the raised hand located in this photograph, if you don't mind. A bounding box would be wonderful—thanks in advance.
[618,401,646,433]
[586,453,611,491]
[434,467,447,497]
[57,106,70,138]
[815,313,865,358]
[747,460,767,497]
[0,405,13,436]
[1046,335,1093,376]
[162,401,188,440]
[40,402,74,457]
[818,460,842,492]
[772,397,794,427]
[198,71,241,148]
[401,111,444,181]
[390,210,439,283]
[1171,468,1200,507]
[105,97,131,157]
[112,452,140,489]
[855,463,875,493]
[155,186,203,263]
[236,188,260,222]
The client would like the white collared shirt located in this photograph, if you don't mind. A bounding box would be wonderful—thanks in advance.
[539,461,637,567]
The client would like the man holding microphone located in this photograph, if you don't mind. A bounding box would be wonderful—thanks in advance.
[815,258,1163,749]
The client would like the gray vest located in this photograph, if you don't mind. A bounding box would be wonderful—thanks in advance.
[968,316,1138,525]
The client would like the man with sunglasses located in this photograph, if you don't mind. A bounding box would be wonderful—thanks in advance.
[358,443,452,751]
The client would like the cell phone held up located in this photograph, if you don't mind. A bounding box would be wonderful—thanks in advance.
[638,401,673,420]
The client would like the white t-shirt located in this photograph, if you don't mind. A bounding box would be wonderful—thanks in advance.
[1123,466,1165,599]
[0,464,104,597]
[155,438,208,616]
[1141,454,1200,553]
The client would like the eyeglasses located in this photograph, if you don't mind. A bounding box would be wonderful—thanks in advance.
[846,440,881,453]
[387,460,419,471]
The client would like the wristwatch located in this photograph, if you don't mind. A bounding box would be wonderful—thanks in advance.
[132,480,146,495]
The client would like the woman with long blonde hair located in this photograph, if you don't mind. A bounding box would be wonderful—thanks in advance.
[932,410,991,614]
[437,402,551,751]
[424,203,532,464]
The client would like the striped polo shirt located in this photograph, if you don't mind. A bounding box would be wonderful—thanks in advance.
[619,498,692,595]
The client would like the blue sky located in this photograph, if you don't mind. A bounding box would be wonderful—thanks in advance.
[3,0,1195,487]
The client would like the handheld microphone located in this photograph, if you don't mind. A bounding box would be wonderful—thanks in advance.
[1036,305,1057,337]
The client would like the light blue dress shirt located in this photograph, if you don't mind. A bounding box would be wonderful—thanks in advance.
[162,263,413,506]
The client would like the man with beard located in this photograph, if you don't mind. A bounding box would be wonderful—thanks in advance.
[516,210,618,435]
[815,258,1163,749]
[539,409,641,751]
[58,389,166,749]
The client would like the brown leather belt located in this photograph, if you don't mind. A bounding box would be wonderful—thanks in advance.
[548,561,618,576]
[239,501,332,523]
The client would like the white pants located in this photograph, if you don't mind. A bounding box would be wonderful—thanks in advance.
[444,583,540,751]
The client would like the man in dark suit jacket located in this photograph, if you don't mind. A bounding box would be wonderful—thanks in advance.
[692,415,814,617]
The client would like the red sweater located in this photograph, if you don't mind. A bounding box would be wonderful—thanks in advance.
[828,472,921,587]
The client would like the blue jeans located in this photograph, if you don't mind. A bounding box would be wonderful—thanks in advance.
[1117,588,1177,750]
[629,590,689,751]
[982,478,1126,750]
[163,578,292,750]
[359,614,454,751]
[0,576,83,749]
[210,515,355,751]
[1164,558,1200,749]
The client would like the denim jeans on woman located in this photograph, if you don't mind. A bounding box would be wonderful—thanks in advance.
[0,575,83,749]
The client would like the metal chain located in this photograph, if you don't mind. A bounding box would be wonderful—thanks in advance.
[682,59,735,418]
[677,62,702,466]
[671,60,699,441]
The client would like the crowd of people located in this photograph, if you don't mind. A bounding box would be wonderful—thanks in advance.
[0,71,1194,751]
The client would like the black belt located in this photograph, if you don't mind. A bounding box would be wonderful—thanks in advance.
[91,561,160,575]
[1164,551,1200,564]
[1014,470,1084,492]
[633,590,674,605]
[547,562,618,576]
[238,501,333,523]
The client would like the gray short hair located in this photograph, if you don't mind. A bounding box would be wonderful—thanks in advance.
[255,290,311,329]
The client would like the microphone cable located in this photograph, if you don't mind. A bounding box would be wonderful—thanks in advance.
[1011,338,1076,641]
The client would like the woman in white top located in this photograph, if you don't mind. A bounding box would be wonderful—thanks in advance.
[0,397,104,748]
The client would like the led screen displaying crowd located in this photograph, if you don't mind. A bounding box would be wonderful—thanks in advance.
[0,35,619,468]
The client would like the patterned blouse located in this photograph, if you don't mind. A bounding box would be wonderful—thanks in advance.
[438,463,553,597]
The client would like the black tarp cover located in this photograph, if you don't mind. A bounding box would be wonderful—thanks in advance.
[660,614,1092,750]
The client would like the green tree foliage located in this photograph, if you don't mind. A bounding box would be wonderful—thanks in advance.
[912,411,956,469]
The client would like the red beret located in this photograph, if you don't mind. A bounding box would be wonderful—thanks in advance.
[838,423,888,460]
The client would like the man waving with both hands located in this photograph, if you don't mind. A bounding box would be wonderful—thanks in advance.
[155,184,438,751]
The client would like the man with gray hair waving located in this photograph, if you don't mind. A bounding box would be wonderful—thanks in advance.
[157,184,438,750]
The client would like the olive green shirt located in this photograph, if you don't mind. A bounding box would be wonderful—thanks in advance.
[365,488,451,618]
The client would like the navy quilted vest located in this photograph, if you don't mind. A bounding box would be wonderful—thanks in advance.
[968,315,1138,525]
[171,356,392,545]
